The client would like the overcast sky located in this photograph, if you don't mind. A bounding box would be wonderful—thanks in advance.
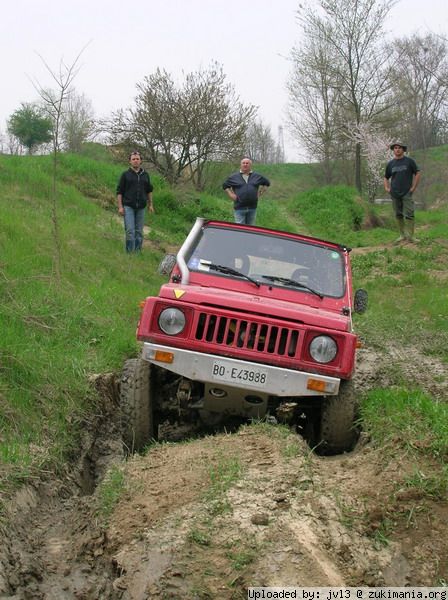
[1,0,447,161]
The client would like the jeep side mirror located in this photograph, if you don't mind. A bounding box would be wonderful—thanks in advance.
[158,254,177,275]
[354,289,368,314]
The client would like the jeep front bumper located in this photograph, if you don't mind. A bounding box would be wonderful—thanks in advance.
[142,343,340,397]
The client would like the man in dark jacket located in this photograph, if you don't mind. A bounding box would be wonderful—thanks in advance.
[116,151,154,252]
[384,141,421,243]
[222,157,270,225]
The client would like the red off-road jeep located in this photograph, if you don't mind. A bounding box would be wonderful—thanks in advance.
[121,218,367,454]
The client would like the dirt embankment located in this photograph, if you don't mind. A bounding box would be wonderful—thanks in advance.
[1,344,447,599]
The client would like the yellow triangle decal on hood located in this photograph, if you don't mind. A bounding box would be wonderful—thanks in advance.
[174,289,186,299]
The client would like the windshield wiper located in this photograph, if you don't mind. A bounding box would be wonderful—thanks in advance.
[259,275,323,298]
[199,261,260,287]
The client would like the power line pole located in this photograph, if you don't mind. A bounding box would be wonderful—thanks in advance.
[277,125,285,163]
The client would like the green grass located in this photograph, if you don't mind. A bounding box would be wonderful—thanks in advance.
[188,527,211,547]
[361,387,448,508]
[204,455,242,517]
[404,467,448,500]
[0,153,167,491]
[412,145,448,208]
[361,388,448,460]
[289,185,365,240]
[0,149,447,502]
[96,465,126,524]
[352,237,448,359]
[225,546,257,571]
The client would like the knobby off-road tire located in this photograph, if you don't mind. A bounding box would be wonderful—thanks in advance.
[120,358,154,453]
[318,379,359,455]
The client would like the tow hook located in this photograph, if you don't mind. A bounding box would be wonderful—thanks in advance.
[176,379,192,407]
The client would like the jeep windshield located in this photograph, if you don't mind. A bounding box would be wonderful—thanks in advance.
[186,225,346,298]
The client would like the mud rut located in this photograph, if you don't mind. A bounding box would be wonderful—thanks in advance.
[1,344,447,599]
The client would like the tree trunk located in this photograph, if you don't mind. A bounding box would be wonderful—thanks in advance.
[355,142,362,193]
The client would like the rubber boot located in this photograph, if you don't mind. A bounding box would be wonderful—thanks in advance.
[405,219,420,243]
[394,218,406,244]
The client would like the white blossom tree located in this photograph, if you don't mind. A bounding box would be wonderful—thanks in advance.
[346,122,391,203]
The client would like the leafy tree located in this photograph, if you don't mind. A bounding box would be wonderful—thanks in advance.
[7,103,52,154]
[107,63,256,189]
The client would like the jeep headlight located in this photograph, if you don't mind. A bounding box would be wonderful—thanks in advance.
[309,335,337,363]
[158,307,186,335]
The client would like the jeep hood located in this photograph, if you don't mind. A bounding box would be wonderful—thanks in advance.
[159,283,351,332]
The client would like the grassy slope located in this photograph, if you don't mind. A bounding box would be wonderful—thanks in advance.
[0,150,447,498]
[0,155,165,484]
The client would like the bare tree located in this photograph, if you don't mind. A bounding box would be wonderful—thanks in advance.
[132,68,184,183]
[6,131,23,155]
[32,48,86,281]
[244,119,282,163]
[289,0,396,192]
[287,28,345,183]
[61,90,95,152]
[390,33,448,150]
[106,63,256,189]
[180,65,256,189]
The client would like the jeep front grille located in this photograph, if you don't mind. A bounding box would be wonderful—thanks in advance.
[195,313,299,357]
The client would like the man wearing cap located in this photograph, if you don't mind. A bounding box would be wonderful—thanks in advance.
[384,142,421,243]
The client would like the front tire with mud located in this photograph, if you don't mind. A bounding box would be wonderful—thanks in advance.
[120,358,155,453]
[317,379,358,455]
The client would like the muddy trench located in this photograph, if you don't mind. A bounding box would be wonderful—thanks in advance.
[0,346,447,599]
[0,373,124,599]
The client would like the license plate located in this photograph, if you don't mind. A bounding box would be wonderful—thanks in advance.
[211,360,268,388]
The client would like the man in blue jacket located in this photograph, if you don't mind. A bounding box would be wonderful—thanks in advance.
[223,157,270,225]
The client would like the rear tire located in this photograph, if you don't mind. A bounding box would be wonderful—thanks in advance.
[120,358,154,453]
[317,379,358,455]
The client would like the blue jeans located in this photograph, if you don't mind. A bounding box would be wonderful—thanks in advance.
[123,206,145,252]
[234,207,257,225]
